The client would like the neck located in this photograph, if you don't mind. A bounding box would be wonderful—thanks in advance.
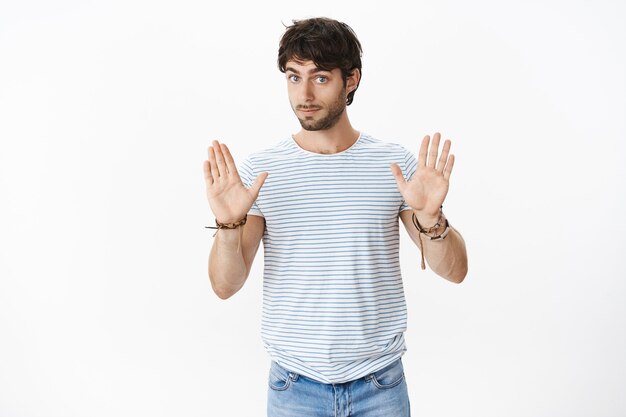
[293,113,360,154]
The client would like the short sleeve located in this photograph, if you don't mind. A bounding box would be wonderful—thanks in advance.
[238,156,265,218]
[399,147,418,213]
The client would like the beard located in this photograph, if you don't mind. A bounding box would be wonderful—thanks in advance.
[293,88,347,131]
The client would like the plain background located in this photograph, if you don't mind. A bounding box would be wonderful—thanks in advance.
[1,0,625,416]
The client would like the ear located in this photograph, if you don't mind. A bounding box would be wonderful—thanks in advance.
[346,68,361,94]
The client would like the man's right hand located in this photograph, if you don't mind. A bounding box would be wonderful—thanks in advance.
[203,140,268,224]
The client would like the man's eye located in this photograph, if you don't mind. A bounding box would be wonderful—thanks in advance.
[289,75,300,82]
[317,76,328,83]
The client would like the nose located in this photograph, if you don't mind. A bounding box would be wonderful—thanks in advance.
[299,81,314,102]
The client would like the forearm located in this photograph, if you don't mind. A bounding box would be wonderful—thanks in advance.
[208,227,248,299]
[420,226,468,283]
[406,209,468,283]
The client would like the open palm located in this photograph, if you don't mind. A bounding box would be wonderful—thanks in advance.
[391,133,455,219]
[203,140,268,224]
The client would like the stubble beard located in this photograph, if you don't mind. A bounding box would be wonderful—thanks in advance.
[294,89,347,131]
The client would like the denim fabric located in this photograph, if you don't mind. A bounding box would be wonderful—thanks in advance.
[267,358,411,417]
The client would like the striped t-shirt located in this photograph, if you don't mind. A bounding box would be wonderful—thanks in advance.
[238,132,418,384]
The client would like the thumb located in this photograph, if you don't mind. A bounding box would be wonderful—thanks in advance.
[248,172,269,197]
[390,163,406,189]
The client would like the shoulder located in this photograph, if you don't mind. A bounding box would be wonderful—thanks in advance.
[242,138,297,163]
[238,138,294,170]
[358,132,414,157]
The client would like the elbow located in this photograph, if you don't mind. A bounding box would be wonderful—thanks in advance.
[214,287,235,300]
[208,272,237,300]
[448,248,468,284]
[450,264,468,284]
[211,279,238,299]
[447,227,468,284]
[209,271,247,300]
[440,257,468,284]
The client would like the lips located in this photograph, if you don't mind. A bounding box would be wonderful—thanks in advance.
[298,107,321,114]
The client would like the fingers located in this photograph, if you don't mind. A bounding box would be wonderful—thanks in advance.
[203,160,213,185]
[436,139,451,173]
[207,146,220,180]
[419,132,453,173]
[443,154,455,180]
[418,135,429,167]
[249,172,269,197]
[212,140,229,176]
[207,140,240,184]
[427,133,441,168]
[220,142,241,182]
[390,163,407,190]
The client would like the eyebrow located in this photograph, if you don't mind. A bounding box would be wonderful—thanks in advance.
[285,66,330,75]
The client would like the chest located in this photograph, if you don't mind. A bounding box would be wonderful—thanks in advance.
[256,157,403,222]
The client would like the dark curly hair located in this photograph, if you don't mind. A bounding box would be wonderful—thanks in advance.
[277,17,363,106]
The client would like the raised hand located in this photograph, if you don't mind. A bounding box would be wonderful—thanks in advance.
[390,132,455,223]
[203,140,268,224]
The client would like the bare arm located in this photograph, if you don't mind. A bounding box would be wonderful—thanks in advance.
[208,214,265,299]
[203,140,268,299]
[399,210,468,283]
[391,132,468,284]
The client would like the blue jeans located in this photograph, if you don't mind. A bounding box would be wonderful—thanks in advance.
[267,358,411,417]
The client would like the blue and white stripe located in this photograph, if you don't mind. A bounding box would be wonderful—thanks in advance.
[238,132,418,384]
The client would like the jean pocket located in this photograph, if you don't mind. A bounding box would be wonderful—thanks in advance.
[268,362,296,391]
[369,359,405,390]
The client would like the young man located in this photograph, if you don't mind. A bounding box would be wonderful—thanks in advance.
[203,17,468,417]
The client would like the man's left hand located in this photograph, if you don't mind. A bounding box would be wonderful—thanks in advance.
[390,132,455,226]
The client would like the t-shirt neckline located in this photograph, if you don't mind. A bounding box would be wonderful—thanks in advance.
[289,131,363,156]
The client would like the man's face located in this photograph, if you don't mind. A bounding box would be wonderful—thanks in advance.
[284,59,347,131]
